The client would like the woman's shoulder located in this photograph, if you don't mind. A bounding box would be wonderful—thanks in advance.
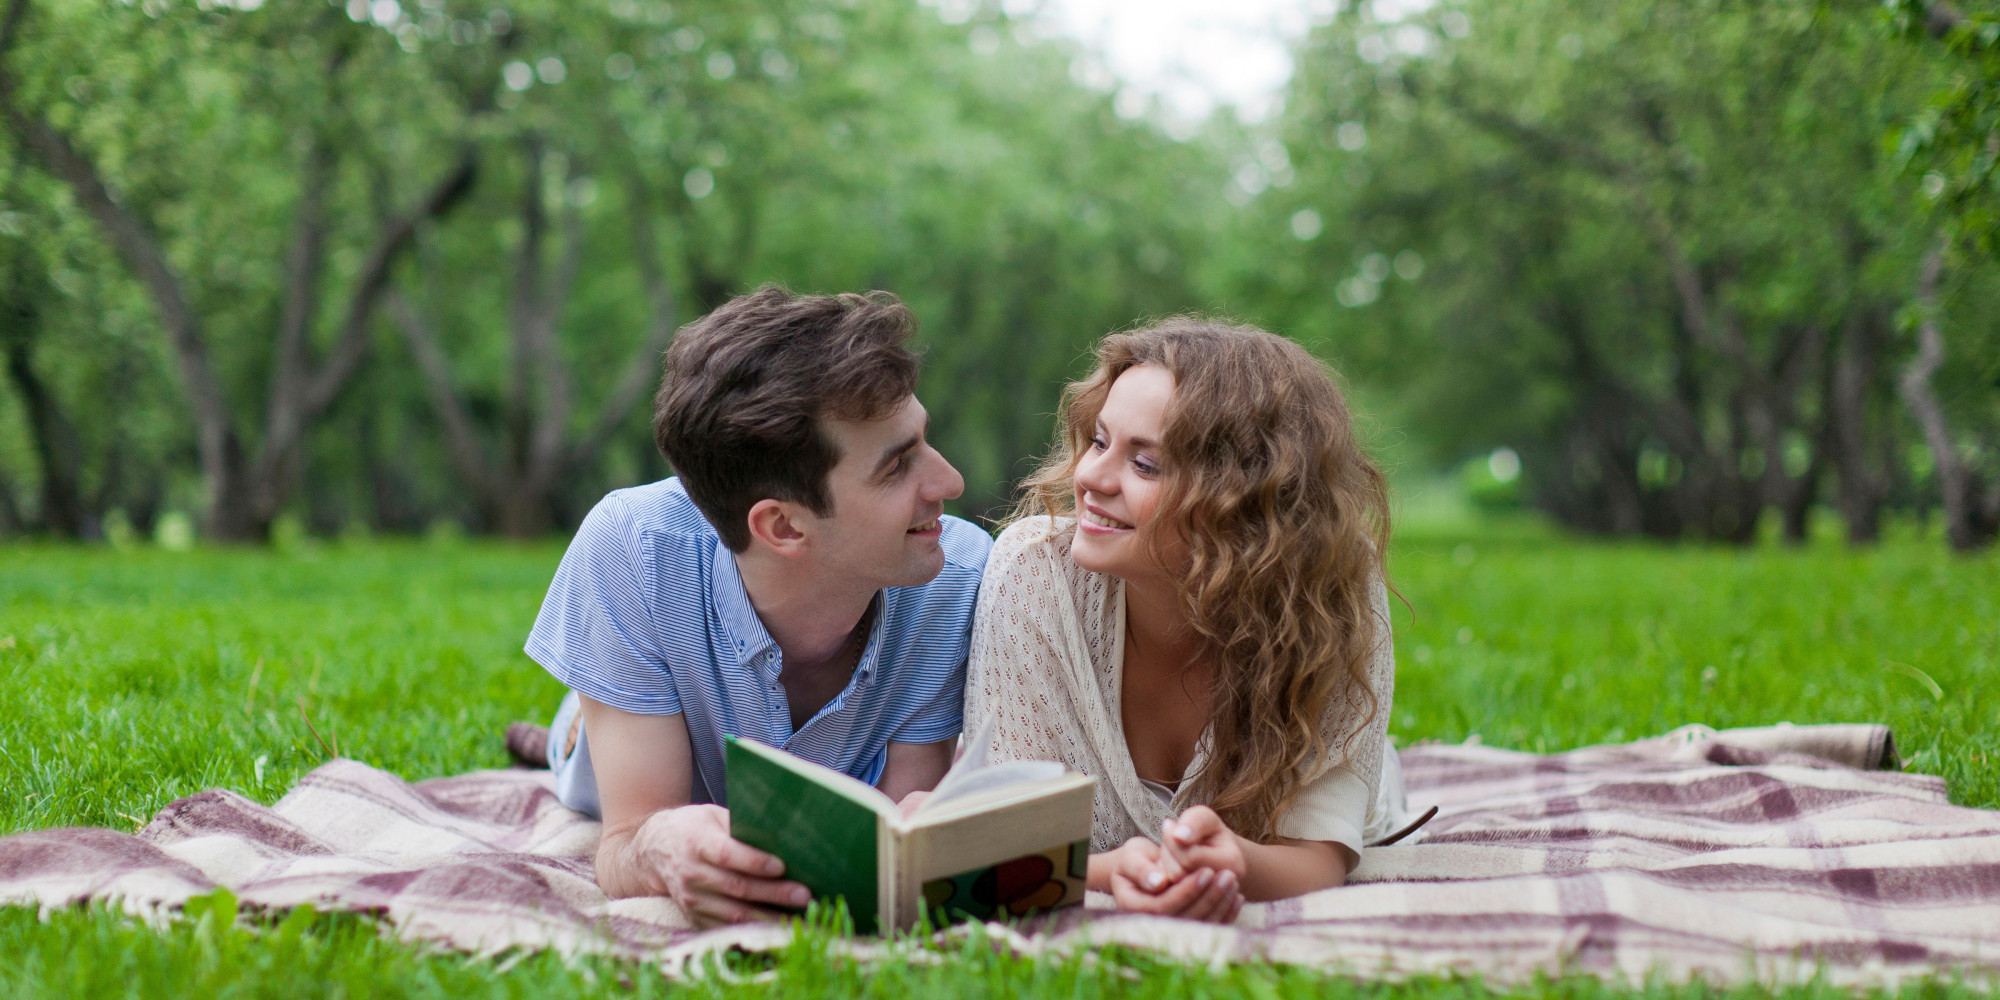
[988,514,1077,565]
[982,515,1096,596]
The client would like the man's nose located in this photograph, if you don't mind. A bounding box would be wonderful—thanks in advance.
[924,446,965,502]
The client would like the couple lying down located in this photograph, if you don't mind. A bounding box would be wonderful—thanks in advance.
[511,286,1416,928]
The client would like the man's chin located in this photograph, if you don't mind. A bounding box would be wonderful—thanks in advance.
[890,547,948,589]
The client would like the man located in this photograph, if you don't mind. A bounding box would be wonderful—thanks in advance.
[513,287,989,925]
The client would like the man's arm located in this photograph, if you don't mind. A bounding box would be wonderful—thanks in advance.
[876,738,953,809]
[579,694,812,924]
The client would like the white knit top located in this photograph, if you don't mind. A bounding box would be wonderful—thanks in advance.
[964,516,1408,867]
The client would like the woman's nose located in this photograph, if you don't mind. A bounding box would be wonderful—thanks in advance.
[1075,447,1117,496]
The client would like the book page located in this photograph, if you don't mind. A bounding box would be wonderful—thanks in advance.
[917,718,1065,815]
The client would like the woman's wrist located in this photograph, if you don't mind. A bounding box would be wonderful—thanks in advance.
[1084,845,1120,893]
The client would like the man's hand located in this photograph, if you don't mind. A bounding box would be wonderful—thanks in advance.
[626,804,810,926]
[579,696,812,927]
[1103,836,1244,923]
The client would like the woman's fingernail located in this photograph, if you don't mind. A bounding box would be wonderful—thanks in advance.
[1219,869,1236,887]
[790,887,811,906]
[1198,869,1214,887]
[1144,871,1164,890]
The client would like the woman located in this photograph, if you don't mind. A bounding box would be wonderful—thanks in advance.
[965,317,1411,923]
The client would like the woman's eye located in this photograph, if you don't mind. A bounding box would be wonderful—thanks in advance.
[1088,436,1107,452]
[1134,458,1159,476]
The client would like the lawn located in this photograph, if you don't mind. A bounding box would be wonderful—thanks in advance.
[1,518,1995,998]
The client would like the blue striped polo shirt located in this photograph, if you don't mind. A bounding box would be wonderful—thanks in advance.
[523,477,991,805]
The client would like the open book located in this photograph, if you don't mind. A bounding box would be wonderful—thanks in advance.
[725,721,1096,934]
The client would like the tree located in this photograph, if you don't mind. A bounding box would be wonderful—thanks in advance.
[0,0,491,539]
[1886,0,2000,550]
[1254,0,1953,544]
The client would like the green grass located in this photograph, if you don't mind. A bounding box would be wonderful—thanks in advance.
[2,521,1996,997]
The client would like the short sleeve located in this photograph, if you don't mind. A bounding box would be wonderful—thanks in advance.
[523,496,682,716]
[1273,764,1369,868]
[891,665,965,744]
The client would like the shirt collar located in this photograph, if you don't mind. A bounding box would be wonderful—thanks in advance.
[853,593,886,685]
[710,541,777,670]
[710,540,893,686]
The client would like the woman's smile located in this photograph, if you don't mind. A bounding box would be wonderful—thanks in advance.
[1080,502,1134,533]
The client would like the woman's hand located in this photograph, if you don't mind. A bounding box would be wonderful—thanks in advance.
[1104,836,1243,923]
[1156,805,1249,886]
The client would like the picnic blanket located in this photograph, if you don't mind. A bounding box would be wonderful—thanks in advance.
[2,723,1995,987]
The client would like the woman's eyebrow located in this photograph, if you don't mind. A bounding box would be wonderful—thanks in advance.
[1096,420,1157,450]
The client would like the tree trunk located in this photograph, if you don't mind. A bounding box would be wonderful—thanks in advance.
[0,468,22,535]
[1,336,85,537]
[2,6,478,541]
[1898,242,1998,552]
[1827,310,1889,545]
[391,162,679,537]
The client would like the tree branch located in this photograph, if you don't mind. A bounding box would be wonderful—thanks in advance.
[0,50,238,506]
[0,0,28,62]
[525,192,585,486]
[256,138,333,492]
[383,290,492,499]
[569,181,679,474]
[508,135,545,458]
[300,143,478,417]
[1925,1,1965,39]
[1897,239,1992,551]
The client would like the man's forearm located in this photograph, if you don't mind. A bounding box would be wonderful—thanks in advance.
[594,824,664,898]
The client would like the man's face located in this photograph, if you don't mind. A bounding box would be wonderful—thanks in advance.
[800,396,965,590]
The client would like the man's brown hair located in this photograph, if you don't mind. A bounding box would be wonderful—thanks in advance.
[653,286,920,551]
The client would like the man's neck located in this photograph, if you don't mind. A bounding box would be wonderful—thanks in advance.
[733,548,877,668]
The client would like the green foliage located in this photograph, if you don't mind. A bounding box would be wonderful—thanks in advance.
[1888,0,2000,248]
[1221,0,2000,545]
[2,534,1995,994]
[0,0,1229,535]
[3,0,1999,547]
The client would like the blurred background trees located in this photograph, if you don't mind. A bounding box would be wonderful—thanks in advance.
[0,0,1996,549]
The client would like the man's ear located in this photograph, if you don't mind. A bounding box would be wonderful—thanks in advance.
[744,498,811,558]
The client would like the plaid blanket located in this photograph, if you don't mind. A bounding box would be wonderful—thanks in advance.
[1,723,1994,986]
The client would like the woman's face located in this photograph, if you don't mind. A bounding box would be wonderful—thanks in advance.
[1070,363,1179,580]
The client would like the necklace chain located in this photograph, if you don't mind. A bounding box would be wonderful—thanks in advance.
[841,597,876,667]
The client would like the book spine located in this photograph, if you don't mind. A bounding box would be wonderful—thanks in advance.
[877,816,903,932]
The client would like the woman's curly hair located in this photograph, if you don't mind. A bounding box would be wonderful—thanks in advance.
[1012,317,1391,842]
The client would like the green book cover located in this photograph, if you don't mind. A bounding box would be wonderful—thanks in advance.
[727,729,1096,935]
[724,735,889,933]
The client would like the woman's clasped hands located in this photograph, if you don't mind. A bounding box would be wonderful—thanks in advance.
[1105,805,1247,923]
